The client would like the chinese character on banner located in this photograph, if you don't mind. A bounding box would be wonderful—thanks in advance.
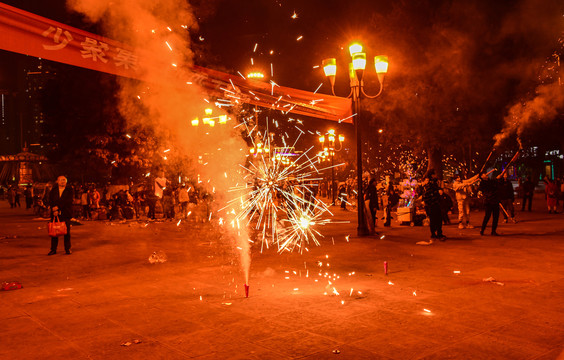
[114,48,138,69]
[80,37,109,63]
[42,26,73,50]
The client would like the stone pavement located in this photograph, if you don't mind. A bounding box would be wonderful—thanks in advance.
[1,196,564,359]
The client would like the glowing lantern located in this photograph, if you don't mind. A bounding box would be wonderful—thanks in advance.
[219,115,227,124]
[247,72,265,79]
[352,52,366,82]
[191,118,199,126]
[374,55,389,74]
[319,135,325,143]
[205,108,213,115]
[352,53,366,71]
[338,135,345,142]
[349,43,363,56]
[322,58,337,77]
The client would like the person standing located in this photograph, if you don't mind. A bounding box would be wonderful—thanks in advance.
[89,187,100,209]
[452,173,479,229]
[364,178,379,232]
[24,185,33,210]
[13,185,21,207]
[338,183,348,210]
[439,189,453,225]
[7,185,15,208]
[178,184,189,219]
[544,177,558,213]
[421,170,445,242]
[384,186,400,227]
[500,173,516,222]
[478,172,502,236]
[48,176,74,255]
[81,187,90,220]
[521,176,535,211]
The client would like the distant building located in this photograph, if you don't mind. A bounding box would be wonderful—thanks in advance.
[0,88,17,155]
[0,55,56,156]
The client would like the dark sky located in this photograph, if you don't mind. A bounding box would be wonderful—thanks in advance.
[2,0,562,92]
[1,0,562,118]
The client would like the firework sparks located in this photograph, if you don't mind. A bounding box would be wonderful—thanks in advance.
[224,118,345,253]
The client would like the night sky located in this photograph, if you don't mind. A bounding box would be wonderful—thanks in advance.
[1,0,562,159]
[1,0,562,93]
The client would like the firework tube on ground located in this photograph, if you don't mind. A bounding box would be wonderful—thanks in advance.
[244,284,249,298]
[384,261,388,275]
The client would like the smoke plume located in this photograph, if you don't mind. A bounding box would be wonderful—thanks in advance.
[66,0,252,284]
[494,82,564,148]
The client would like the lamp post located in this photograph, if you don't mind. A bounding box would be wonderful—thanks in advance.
[322,42,388,236]
[318,129,345,205]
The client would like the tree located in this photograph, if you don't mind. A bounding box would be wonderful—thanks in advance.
[358,0,563,178]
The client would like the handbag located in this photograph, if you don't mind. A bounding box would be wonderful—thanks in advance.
[48,216,67,237]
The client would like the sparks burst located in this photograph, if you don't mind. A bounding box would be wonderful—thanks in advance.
[225,119,340,253]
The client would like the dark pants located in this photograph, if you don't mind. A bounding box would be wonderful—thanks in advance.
[522,195,533,211]
[51,219,71,252]
[481,203,500,234]
[369,206,378,228]
[384,205,392,226]
[147,199,156,219]
[441,210,451,225]
[83,205,91,219]
[425,205,443,238]
[500,199,514,219]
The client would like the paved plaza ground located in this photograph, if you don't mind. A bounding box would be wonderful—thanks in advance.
[1,195,564,359]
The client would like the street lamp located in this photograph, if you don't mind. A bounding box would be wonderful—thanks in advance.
[322,42,388,236]
[319,129,345,205]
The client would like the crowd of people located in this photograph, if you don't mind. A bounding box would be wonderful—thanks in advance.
[415,171,564,244]
[2,169,563,252]
[1,175,213,224]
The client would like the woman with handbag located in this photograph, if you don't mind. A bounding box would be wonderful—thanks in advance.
[48,176,74,255]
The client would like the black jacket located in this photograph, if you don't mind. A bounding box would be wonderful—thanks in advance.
[365,183,379,210]
[478,178,501,205]
[49,186,74,220]
[422,180,441,208]
[499,179,514,201]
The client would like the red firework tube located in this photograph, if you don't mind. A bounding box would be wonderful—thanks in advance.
[384,261,388,275]
[479,149,495,174]
[244,284,249,298]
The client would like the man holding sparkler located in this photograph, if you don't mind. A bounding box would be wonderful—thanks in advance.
[478,171,502,236]
[421,170,445,243]
[452,173,479,229]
